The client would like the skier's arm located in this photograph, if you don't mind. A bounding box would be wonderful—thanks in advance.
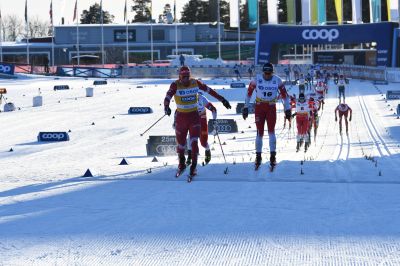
[245,80,256,107]
[349,107,353,121]
[335,107,338,121]
[164,82,177,115]
[197,80,231,109]
[205,102,217,119]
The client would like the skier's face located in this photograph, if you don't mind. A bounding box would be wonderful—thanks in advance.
[180,75,190,86]
[263,72,272,80]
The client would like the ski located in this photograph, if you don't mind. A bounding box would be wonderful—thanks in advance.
[175,167,186,178]
[187,173,196,182]
[270,162,277,172]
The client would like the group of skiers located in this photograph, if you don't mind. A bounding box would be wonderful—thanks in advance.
[163,64,353,179]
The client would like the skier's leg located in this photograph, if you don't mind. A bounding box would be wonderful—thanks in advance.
[188,113,201,174]
[175,113,190,169]
[266,105,277,163]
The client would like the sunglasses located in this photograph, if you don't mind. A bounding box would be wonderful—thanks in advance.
[264,72,272,75]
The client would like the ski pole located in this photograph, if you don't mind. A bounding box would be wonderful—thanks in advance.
[213,121,229,174]
[140,114,166,136]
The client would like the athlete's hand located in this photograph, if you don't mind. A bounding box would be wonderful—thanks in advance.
[221,98,231,109]
[285,109,292,120]
[164,105,171,116]
[212,110,217,120]
[349,116,352,121]
[335,117,337,122]
[242,107,249,120]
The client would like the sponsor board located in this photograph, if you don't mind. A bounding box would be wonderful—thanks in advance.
[146,135,177,156]
[53,85,70,91]
[0,63,15,75]
[37,132,70,142]
[93,80,108,85]
[208,119,238,133]
[373,80,389,85]
[236,103,255,114]
[128,107,153,114]
[386,90,400,100]
[230,82,246,88]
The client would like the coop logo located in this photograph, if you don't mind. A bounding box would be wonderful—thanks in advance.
[0,64,14,74]
[38,132,70,142]
[178,89,198,96]
[128,107,152,114]
[181,96,196,102]
[302,29,339,42]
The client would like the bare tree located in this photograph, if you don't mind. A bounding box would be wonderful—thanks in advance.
[28,16,51,38]
[3,15,23,41]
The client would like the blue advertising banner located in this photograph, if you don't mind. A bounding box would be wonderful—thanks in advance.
[0,63,15,75]
[257,22,399,67]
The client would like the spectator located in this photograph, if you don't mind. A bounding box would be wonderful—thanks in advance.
[44,56,50,74]
[179,54,185,66]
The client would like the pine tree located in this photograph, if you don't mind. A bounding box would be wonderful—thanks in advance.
[131,0,151,22]
[80,3,114,24]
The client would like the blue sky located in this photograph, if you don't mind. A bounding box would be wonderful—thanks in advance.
[0,0,189,24]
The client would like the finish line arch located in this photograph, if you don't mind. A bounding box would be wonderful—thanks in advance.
[256,22,399,67]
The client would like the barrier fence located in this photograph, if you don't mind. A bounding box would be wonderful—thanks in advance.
[2,61,400,83]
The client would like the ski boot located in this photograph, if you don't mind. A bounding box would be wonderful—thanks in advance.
[204,149,211,164]
[186,150,192,165]
[270,151,276,166]
[176,154,186,177]
[304,142,309,152]
[188,161,197,182]
[296,141,300,152]
[255,152,262,170]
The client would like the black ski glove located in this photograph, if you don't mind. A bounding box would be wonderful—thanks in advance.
[285,109,292,120]
[242,107,248,120]
[164,105,171,116]
[221,98,231,109]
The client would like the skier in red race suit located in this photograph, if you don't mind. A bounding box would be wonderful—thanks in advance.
[292,93,311,152]
[164,66,231,177]
[185,92,217,166]
[242,62,292,169]
[335,103,352,134]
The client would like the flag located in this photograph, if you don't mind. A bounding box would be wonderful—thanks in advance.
[352,0,362,23]
[73,0,77,21]
[302,0,311,25]
[24,0,28,23]
[334,0,343,24]
[124,0,127,22]
[49,0,53,25]
[230,0,239,28]
[311,0,318,25]
[100,0,103,23]
[370,0,382,22]
[174,0,176,22]
[248,0,258,29]
[267,0,278,24]
[287,0,296,24]
[388,0,400,21]
[317,0,326,25]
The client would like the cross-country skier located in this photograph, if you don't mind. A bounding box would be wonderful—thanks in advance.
[164,66,231,178]
[308,96,320,143]
[337,74,347,103]
[335,103,352,135]
[185,91,217,166]
[242,62,292,170]
[292,93,311,152]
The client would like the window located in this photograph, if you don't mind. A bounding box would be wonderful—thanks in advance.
[149,30,165,41]
[114,30,136,42]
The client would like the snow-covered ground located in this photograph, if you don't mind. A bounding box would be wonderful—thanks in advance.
[1,74,400,265]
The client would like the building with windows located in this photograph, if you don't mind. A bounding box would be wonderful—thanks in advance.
[0,23,256,66]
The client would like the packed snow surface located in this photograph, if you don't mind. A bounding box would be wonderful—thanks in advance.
[0,74,400,265]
